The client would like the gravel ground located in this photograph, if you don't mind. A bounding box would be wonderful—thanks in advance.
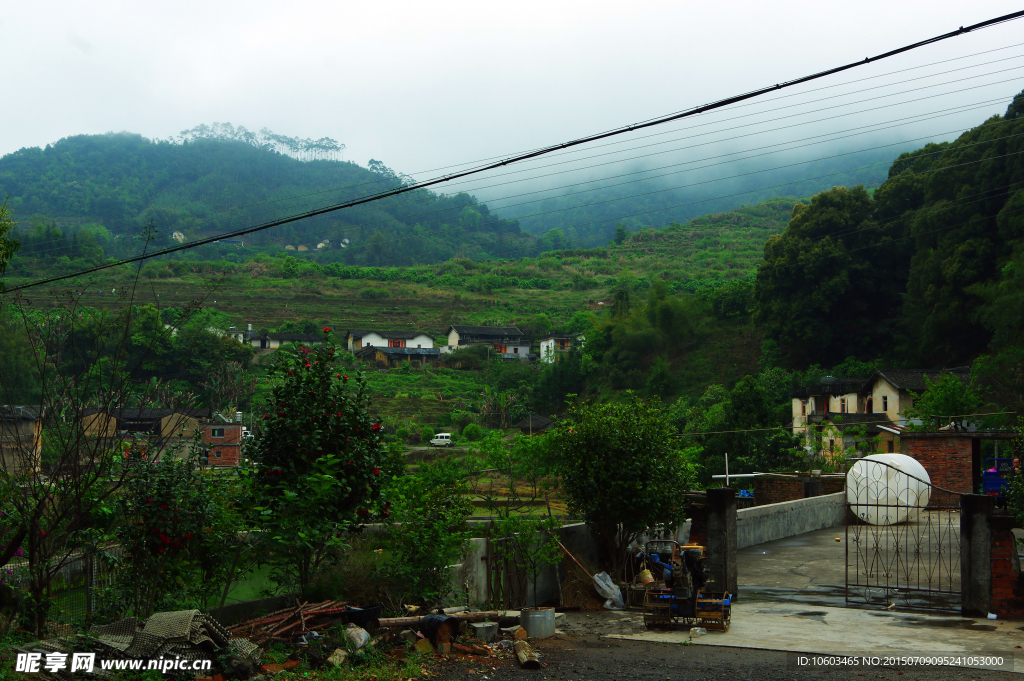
[425,611,1017,681]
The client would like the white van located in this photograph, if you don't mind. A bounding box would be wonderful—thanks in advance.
[430,433,453,447]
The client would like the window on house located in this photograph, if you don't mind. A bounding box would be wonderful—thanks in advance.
[801,400,807,416]
[887,440,894,453]
[211,428,225,438]
[390,339,405,348]
[514,347,519,354]
[882,396,888,412]
[840,397,847,413]
[214,450,222,457]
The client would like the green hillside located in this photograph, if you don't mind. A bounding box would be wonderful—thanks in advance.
[0,125,535,270]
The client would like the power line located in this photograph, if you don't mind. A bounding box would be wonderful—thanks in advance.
[22,65,1018,263]
[20,94,1006,262]
[19,41,1023,265]
[7,10,1024,292]
[15,118,1023,280]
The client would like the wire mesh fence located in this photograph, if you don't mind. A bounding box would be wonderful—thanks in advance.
[4,547,124,624]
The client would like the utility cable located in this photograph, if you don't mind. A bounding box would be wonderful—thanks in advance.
[8,9,1024,292]
[31,41,1024,257]
[24,124,1020,276]
[38,65,1018,261]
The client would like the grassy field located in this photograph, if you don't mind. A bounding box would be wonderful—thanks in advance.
[8,197,796,336]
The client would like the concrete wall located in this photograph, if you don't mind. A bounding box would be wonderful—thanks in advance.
[736,492,845,549]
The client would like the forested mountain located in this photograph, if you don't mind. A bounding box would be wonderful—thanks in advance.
[0,126,534,273]
[494,145,911,247]
[754,90,1024,367]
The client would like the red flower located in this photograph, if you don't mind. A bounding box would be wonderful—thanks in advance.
[346,460,353,466]
[357,509,369,517]
[288,369,294,375]
[371,423,381,432]
[372,468,381,475]
[159,547,165,553]
[263,413,268,420]
[343,375,349,382]
[40,530,46,536]
[336,373,341,378]
[161,504,168,509]
[278,411,285,417]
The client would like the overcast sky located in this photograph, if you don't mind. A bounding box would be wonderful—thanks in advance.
[3,1,1023,177]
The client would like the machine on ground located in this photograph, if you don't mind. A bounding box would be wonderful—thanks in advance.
[638,540,731,631]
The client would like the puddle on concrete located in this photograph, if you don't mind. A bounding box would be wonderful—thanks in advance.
[739,586,962,615]
[890,617,996,632]
[740,586,848,609]
[790,610,829,624]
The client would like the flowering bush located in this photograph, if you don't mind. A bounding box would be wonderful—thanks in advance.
[98,450,242,619]
[247,329,400,596]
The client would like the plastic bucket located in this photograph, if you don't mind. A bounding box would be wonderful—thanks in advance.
[639,569,654,585]
[520,607,556,639]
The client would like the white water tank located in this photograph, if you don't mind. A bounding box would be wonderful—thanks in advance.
[846,454,931,525]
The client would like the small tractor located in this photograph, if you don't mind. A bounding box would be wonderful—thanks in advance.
[638,540,731,632]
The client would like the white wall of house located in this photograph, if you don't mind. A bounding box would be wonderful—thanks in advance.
[540,338,556,362]
[408,333,434,349]
[360,332,386,348]
[866,378,902,423]
[448,329,461,346]
[827,393,859,414]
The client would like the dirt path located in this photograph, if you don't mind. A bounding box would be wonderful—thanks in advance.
[428,611,1015,681]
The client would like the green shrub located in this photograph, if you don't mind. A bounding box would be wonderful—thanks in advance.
[451,410,475,430]
[462,423,484,441]
[420,426,436,441]
[359,287,391,300]
[395,427,411,442]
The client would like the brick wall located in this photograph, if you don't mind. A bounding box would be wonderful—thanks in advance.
[820,477,846,495]
[989,516,1024,619]
[902,434,972,507]
[752,475,804,506]
[202,422,243,467]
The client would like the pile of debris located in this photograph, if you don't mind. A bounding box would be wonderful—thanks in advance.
[226,600,376,645]
[375,609,544,670]
[14,610,260,679]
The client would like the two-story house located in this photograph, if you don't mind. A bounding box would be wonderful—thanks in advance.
[346,329,435,352]
[202,412,245,467]
[442,325,532,359]
[790,367,972,455]
[538,333,585,363]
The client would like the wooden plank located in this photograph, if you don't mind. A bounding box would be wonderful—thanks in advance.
[514,640,542,669]
[378,612,501,627]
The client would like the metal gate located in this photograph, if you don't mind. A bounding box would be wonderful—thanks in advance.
[845,459,962,611]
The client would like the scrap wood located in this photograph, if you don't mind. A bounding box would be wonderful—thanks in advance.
[228,599,353,643]
[378,612,501,627]
[513,641,541,670]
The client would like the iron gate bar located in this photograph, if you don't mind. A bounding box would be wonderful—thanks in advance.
[845,459,965,612]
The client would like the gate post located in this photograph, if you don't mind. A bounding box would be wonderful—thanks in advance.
[706,488,737,600]
[961,494,995,617]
